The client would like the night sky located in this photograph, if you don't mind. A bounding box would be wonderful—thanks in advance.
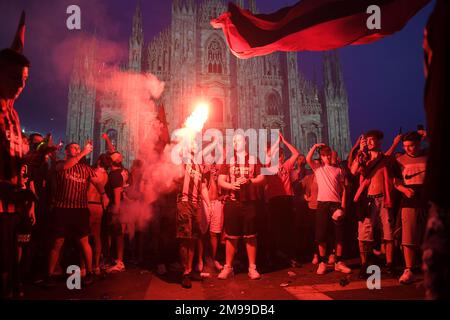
[0,0,435,149]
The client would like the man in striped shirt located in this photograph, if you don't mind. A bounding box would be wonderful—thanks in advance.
[176,139,212,289]
[47,142,108,285]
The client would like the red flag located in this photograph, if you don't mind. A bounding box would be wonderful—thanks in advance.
[211,0,431,59]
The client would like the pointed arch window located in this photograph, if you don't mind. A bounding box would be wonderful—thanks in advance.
[207,39,224,74]
[266,92,281,115]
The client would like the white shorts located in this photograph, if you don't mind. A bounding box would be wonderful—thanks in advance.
[198,200,224,234]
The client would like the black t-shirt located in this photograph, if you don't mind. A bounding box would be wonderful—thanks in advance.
[391,151,427,208]
[106,169,124,204]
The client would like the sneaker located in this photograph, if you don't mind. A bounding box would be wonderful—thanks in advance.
[217,265,234,280]
[399,269,415,285]
[335,261,352,274]
[312,254,319,265]
[316,262,327,275]
[181,274,192,289]
[248,265,261,280]
[213,260,223,271]
[328,254,336,265]
[106,260,125,273]
[157,264,167,275]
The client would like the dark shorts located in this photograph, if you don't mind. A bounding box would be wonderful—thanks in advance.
[17,211,33,244]
[0,213,18,273]
[176,201,200,239]
[52,207,90,239]
[315,201,344,244]
[223,200,257,239]
[105,210,124,237]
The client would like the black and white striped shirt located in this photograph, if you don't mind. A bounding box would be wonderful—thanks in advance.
[180,161,207,205]
[54,162,95,208]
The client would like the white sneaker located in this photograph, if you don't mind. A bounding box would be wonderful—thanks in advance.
[328,254,336,265]
[335,261,352,274]
[399,269,415,284]
[217,265,234,280]
[248,265,261,280]
[312,254,319,265]
[316,262,327,275]
[106,260,125,273]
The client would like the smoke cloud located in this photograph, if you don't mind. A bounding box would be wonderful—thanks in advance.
[71,35,185,237]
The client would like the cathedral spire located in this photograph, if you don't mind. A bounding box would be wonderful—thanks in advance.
[129,0,143,71]
[331,51,346,96]
[322,51,335,94]
[248,0,257,13]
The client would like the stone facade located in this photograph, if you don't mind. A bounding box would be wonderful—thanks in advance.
[66,0,352,167]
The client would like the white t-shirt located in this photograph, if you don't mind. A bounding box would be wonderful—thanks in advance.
[314,165,344,203]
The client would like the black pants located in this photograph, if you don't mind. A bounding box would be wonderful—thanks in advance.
[267,196,295,260]
[315,201,344,245]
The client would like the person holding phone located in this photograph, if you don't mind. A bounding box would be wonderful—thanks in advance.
[350,130,395,278]
[46,141,107,286]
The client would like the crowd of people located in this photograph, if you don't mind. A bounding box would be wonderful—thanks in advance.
[1,12,430,297]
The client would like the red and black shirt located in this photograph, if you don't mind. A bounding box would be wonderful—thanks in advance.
[54,162,95,209]
[219,153,261,202]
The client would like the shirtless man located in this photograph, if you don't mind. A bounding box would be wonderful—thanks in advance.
[351,130,394,278]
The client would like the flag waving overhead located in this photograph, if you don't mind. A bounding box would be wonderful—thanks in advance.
[211,0,431,59]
